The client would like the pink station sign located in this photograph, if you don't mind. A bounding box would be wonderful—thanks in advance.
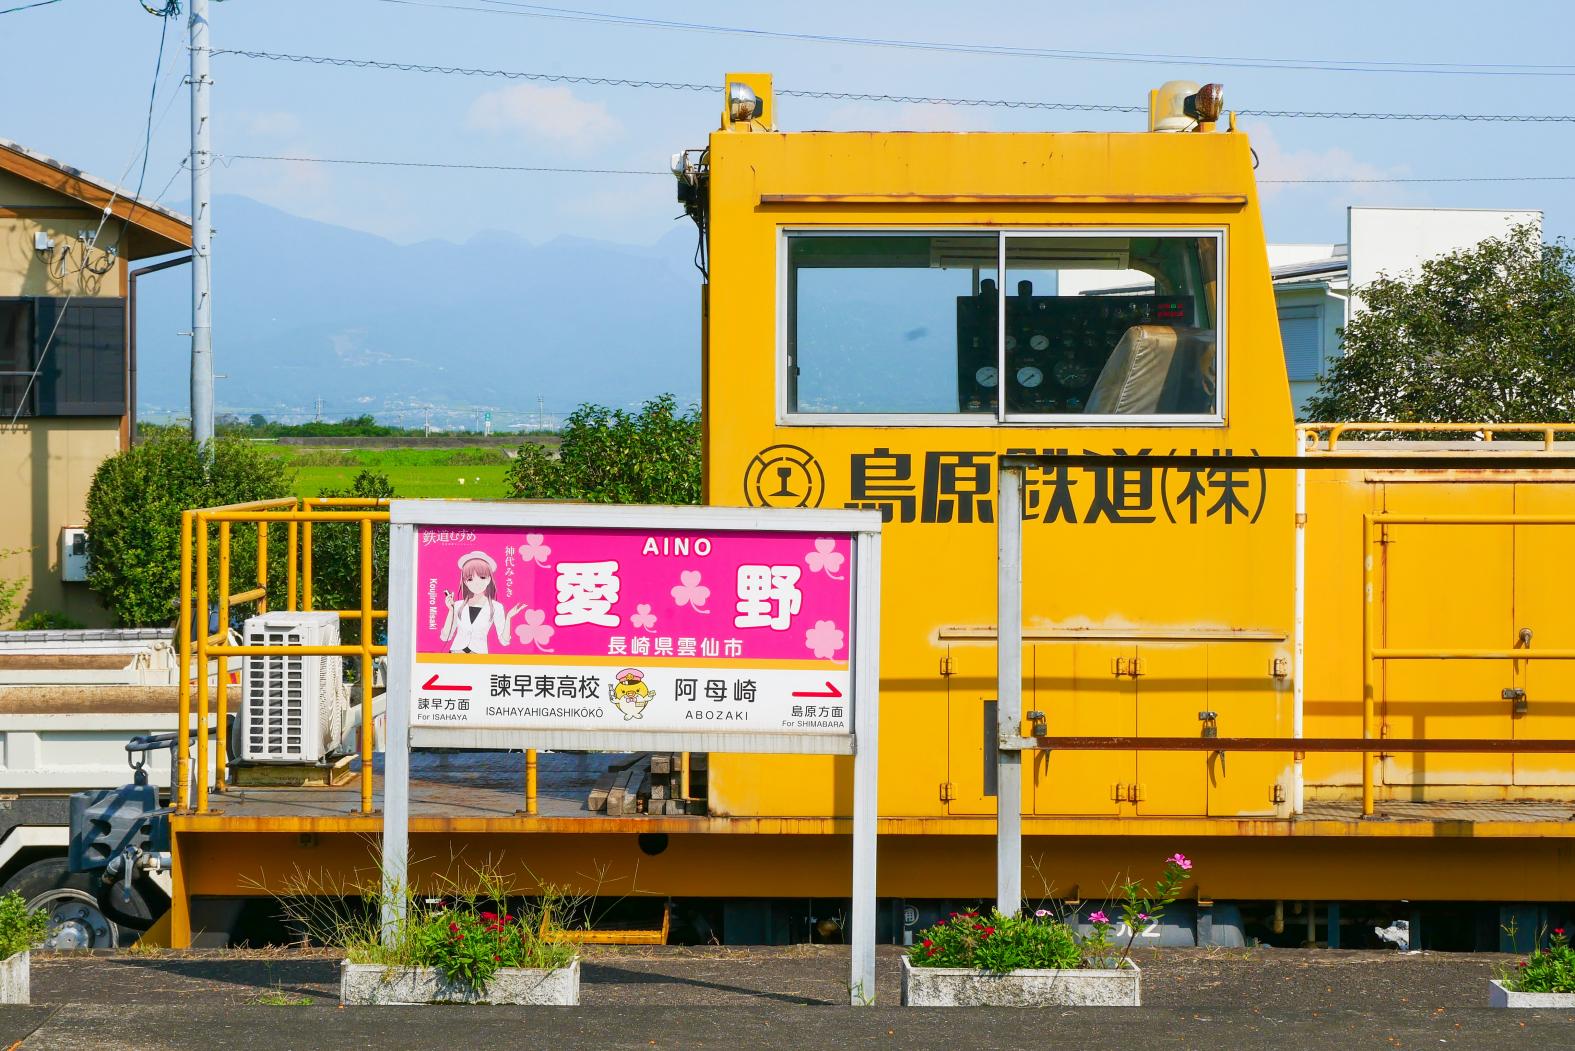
[411,525,855,734]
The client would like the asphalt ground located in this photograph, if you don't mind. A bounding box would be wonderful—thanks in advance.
[0,945,1567,1049]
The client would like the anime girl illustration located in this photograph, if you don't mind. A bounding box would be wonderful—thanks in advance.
[440,551,527,655]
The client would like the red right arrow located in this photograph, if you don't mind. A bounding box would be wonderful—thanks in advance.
[422,673,472,692]
[792,681,842,698]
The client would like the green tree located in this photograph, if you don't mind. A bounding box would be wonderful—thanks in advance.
[505,394,700,504]
[84,433,295,626]
[1304,225,1575,425]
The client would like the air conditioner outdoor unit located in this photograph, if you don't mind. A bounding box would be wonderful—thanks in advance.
[240,611,351,763]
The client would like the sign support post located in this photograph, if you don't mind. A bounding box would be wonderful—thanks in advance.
[995,465,1023,915]
[379,502,881,1003]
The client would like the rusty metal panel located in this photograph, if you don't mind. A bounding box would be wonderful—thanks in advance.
[1380,482,1514,787]
[1512,484,1575,786]
[1031,643,1133,817]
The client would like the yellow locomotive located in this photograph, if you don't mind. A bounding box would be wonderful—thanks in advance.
[156,75,1573,950]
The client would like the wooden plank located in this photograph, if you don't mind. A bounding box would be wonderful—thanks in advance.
[619,770,646,815]
[586,771,617,813]
[649,753,671,775]
[604,765,636,813]
[231,755,354,788]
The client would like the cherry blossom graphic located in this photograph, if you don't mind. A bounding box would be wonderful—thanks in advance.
[804,538,845,581]
[514,608,556,652]
[630,603,658,633]
[670,570,712,614]
[804,619,845,660]
[519,533,552,568]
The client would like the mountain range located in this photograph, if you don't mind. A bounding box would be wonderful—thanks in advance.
[135,196,703,429]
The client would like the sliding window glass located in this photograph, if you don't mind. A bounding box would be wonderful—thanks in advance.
[1001,234,1220,418]
[786,234,998,416]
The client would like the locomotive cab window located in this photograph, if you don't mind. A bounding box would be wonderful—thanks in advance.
[784,230,1222,423]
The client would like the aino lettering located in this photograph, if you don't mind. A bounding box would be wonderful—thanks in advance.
[843,448,1267,525]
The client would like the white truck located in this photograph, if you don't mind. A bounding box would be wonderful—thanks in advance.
[0,628,220,949]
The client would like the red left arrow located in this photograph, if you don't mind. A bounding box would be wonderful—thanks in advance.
[422,673,472,692]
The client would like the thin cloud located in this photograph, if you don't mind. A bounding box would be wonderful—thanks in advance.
[466,84,622,153]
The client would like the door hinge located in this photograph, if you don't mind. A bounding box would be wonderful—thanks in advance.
[1113,657,1145,678]
[1271,784,1287,804]
[1111,783,1125,802]
[1125,783,1143,804]
[1271,657,1290,679]
[939,781,955,803]
[939,655,955,678]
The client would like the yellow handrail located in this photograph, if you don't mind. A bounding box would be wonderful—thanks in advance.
[181,498,391,815]
[1302,421,1575,452]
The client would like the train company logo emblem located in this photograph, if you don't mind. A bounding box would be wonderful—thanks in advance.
[744,444,825,509]
[611,667,655,720]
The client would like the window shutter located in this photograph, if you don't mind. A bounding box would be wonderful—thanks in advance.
[1279,306,1322,382]
[34,297,126,416]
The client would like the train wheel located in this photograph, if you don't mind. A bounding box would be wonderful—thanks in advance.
[2,857,120,950]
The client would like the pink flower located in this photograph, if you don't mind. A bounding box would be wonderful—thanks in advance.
[514,608,556,651]
[805,539,845,580]
[670,571,712,614]
[1167,853,1194,871]
[630,603,657,632]
[1089,911,1108,925]
[804,620,846,660]
[1034,909,1051,918]
[1137,913,1150,922]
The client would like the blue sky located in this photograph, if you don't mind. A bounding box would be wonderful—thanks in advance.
[6,0,1575,250]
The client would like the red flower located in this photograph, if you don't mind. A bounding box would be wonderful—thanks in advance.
[481,912,497,923]
[921,939,933,949]
[948,912,957,919]
[981,926,996,937]
[448,922,460,934]
[1555,928,1567,937]
[926,946,937,956]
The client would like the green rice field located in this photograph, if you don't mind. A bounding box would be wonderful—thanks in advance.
[269,446,523,499]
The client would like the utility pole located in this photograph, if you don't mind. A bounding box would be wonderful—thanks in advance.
[189,0,214,447]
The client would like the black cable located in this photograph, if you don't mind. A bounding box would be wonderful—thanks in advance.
[219,154,664,175]
[0,0,64,14]
[372,0,1575,78]
[211,49,1575,124]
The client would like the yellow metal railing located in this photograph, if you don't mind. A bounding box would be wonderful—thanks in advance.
[178,498,390,814]
[1302,421,1575,451]
[1359,511,1575,816]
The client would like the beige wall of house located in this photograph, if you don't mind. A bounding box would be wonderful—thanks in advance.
[0,160,174,627]
[0,169,129,299]
[0,417,120,626]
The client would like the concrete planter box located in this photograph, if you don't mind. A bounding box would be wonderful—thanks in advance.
[0,951,28,1004]
[901,955,1140,1007]
[1489,980,1575,1009]
[340,958,579,1005]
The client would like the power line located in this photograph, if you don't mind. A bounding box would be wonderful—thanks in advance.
[10,4,181,425]
[212,49,1575,124]
[219,153,664,176]
[1261,175,1575,184]
[216,152,1575,187]
[0,0,64,14]
[370,0,1575,78]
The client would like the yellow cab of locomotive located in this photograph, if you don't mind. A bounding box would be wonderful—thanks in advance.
[684,75,1299,826]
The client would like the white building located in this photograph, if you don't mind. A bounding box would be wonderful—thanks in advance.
[1276,207,1541,418]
